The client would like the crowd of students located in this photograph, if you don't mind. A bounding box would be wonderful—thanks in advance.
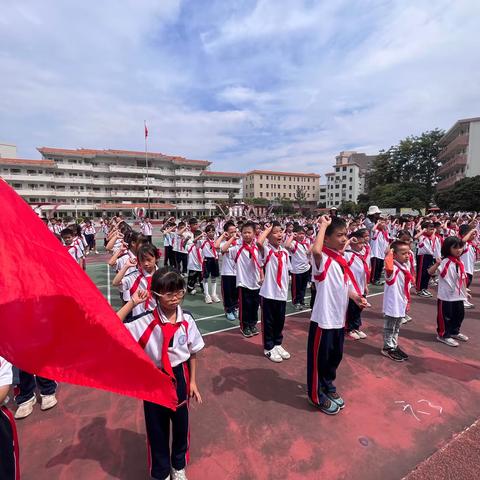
[1,207,479,480]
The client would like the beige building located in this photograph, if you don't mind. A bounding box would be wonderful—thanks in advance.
[243,170,321,202]
[0,143,17,158]
[437,117,480,190]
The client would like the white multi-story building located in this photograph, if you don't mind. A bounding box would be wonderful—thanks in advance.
[0,146,242,218]
[326,151,376,208]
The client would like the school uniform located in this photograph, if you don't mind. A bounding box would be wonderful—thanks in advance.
[83,225,96,249]
[289,240,311,306]
[120,268,157,320]
[220,239,239,315]
[200,238,220,279]
[382,260,413,350]
[0,357,19,480]
[259,243,291,351]
[173,232,188,274]
[461,242,477,287]
[163,232,174,267]
[228,242,262,331]
[141,221,153,244]
[307,247,360,404]
[416,234,439,291]
[186,238,203,293]
[102,222,109,247]
[370,228,389,283]
[437,257,467,338]
[125,306,204,480]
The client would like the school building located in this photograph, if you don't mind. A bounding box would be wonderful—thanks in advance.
[437,117,480,190]
[0,146,242,218]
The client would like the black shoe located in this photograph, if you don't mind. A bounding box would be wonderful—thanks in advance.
[395,347,409,360]
[241,327,253,338]
[381,348,404,362]
[250,325,260,336]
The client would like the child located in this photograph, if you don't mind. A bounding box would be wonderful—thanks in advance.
[285,225,312,310]
[61,227,82,265]
[459,224,477,308]
[140,217,153,244]
[257,222,292,362]
[173,222,188,276]
[222,222,262,338]
[215,221,239,321]
[370,220,390,285]
[117,268,204,480]
[0,356,20,479]
[428,237,469,347]
[415,222,440,297]
[185,229,204,296]
[344,229,370,339]
[381,241,414,362]
[200,225,221,304]
[307,216,367,415]
[83,219,98,254]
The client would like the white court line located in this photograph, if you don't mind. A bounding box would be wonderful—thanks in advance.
[106,265,111,305]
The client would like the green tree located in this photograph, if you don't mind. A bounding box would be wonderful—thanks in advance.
[294,186,307,213]
[338,201,360,215]
[250,197,269,205]
[435,176,480,211]
[366,183,425,211]
[228,191,236,204]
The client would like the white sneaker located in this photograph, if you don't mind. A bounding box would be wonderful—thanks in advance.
[15,396,37,419]
[348,330,361,340]
[463,301,474,309]
[204,294,212,304]
[401,317,408,325]
[95,250,99,254]
[40,393,58,411]
[451,333,469,342]
[436,336,459,347]
[190,289,196,296]
[356,330,367,339]
[404,314,413,322]
[211,294,221,303]
[275,345,291,359]
[264,348,283,363]
[171,468,187,480]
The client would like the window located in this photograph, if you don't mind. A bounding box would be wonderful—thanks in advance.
[260,175,263,179]
[266,175,269,180]
[13,183,22,188]
[260,192,263,197]
[349,194,352,199]
[27,170,36,174]
[342,167,346,171]
[11,169,20,173]
[260,184,263,188]
[335,193,339,197]
[342,175,346,180]
[266,184,269,188]
[349,186,352,190]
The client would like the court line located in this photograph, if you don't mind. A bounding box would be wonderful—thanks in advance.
[106,264,111,305]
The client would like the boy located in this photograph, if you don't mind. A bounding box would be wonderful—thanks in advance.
[459,224,477,308]
[307,216,367,415]
[415,222,439,297]
[140,217,153,244]
[381,241,414,362]
[61,227,81,264]
[370,219,390,285]
[186,229,204,296]
[257,222,292,362]
[200,225,221,304]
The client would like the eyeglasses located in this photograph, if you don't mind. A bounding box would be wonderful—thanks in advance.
[153,289,186,300]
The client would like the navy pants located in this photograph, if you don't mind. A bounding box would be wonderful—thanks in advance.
[239,287,260,329]
[346,298,363,331]
[221,275,238,314]
[0,406,19,480]
[187,270,202,293]
[261,297,286,351]
[437,299,464,338]
[307,323,344,404]
[370,257,384,283]
[416,254,434,291]
[144,363,189,480]
[15,371,57,405]
[291,270,310,305]
[174,252,188,274]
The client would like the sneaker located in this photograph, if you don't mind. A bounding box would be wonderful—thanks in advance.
[204,294,213,304]
[417,290,430,297]
[234,308,239,318]
[348,330,361,340]
[423,290,433,297]
[264,348,283,363]
[325,391,345,409]
[381,348,404,362]
[250,325,260,336]
[189,289,196,296]
[171,468,187,480]
[293,303,302,310]
[225,312,236,321]
[401,317,408,325]
[211,295,221,303]
[436,336,459,347]
[15,396,37,419]
[395,347,409,360]
[356,329,367,339]
[451,333,469,342]
[308,397,341,415]
[241,327,253,338]
[275,345,291,359]
[40,393,58,411]
[95,250,99,254]
[463,301,474,309]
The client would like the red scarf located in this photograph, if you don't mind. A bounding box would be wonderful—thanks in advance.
[390,260,414,309]
[442,256,467,294]
[188,242,203,264]
[264,247,289,288]
[320,246,362,296]
[374,227,389,242]
[292,240,309,254]
[235,243,261,270]
[201,239,218,259]
[348,248,370,285]
[129,269,154,310]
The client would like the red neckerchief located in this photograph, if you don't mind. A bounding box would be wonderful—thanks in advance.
[424,233,437,251]
[292,240,309,254]
[322,246,361,295]
[264,246,289,288]
[188,242,203,264]
[348,248,370,284]
[374,226,389,241]
[442,256,467,294]
[408,252,415,277]
[129,268,154,310]
[235,242,261,270]
[201,238,218,259]
[390,260,414,309]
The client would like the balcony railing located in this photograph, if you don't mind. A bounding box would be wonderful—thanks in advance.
[438,134,468,160]
[203,181,240,189]
[437,154,467,176]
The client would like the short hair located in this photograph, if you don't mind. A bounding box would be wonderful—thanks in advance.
[60,228,73,237]
[269,221,282,231]
[151,267,185,294]
[390,240,410,253]
[421,221,433,229]
[348,229,365,240]
[325,217,346,237]
[178,221,186,228]
[188,217,198,226]
[205,224,215,233]
[458,224,472,237]
[396,229,412,240]
[137,243,160,261]
[305,224,314,232]
[241,221,256,232]
[293,225,305,233]
[223,221,236,232]
[441,236,464,258]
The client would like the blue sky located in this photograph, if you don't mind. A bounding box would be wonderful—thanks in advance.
[1,0,480,177]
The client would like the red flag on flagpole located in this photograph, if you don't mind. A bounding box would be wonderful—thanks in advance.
[144,121,148,139]
[0,180,177,409]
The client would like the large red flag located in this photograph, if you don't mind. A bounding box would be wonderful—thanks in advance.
[0,180,177,409]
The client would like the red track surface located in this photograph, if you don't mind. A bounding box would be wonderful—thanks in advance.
[14,280,480,479]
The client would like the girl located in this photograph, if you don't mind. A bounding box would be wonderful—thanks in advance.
[117,268,204,480]
[200,225,221,304]
[83,219,98,254]
[428,237,470,347]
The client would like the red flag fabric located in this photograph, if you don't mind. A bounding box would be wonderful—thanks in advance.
[0,180,177,409]
[144,121,148,139]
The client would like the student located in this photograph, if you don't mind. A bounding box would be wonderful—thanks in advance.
[83,219,98,254]
[185,229,204,296]
[285,225,311,310]
[200,225,221,304]
[370,220,390,285]
[459,224,477,308]
[257,222,292,362]
[428,237,470,347]
[222,222,262,338]
[73,224,88,270]
[307,216,367,415]
[161,221,177,267]
[381,241,414,362]
[173,222,188,275]
[117,268,204,480]
[344,229,370,340]
[61,227,82,265]
[415,222,440,297]
[0,356,19,480]
[140,217,153,244]
[215,221,239,321]
[396,229,415,323]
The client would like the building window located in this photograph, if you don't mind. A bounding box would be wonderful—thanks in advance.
[260,192,263,197]
[349,186,352,190]
[342,167,346,171]
[260,184,263,188]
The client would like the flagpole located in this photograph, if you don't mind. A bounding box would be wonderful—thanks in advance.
[144,120,150,215]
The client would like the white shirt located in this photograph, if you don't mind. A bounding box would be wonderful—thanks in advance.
[417,235,440,256]
[344,250,368,295]
[121,268,157,315]
[259,243,291,301]
[370,229,389,259]
[228,242,261,289]
[141,221,153,236]
[289,240,311,274]
[311,252,350,329]
[200,238,218,259]
[383,261,411,318]
[0,356,13,387]
[186,238,203,272]
[163,232,172,247]
[83,226,96,235]
[437,258,467,301]
[66,244,80,262]
[125,306,204,368]
[220,240,238,276]
[461,242,476,275]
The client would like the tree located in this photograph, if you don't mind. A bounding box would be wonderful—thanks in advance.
[435,176,480,211]
[250,197,269,205]
[294,186,307,213]
[367,129,444,207]
[359,183,425,211]
[338,201,360,216]
[228,191,236,204]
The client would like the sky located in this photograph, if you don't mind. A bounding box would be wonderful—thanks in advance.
[1,0,480,177]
